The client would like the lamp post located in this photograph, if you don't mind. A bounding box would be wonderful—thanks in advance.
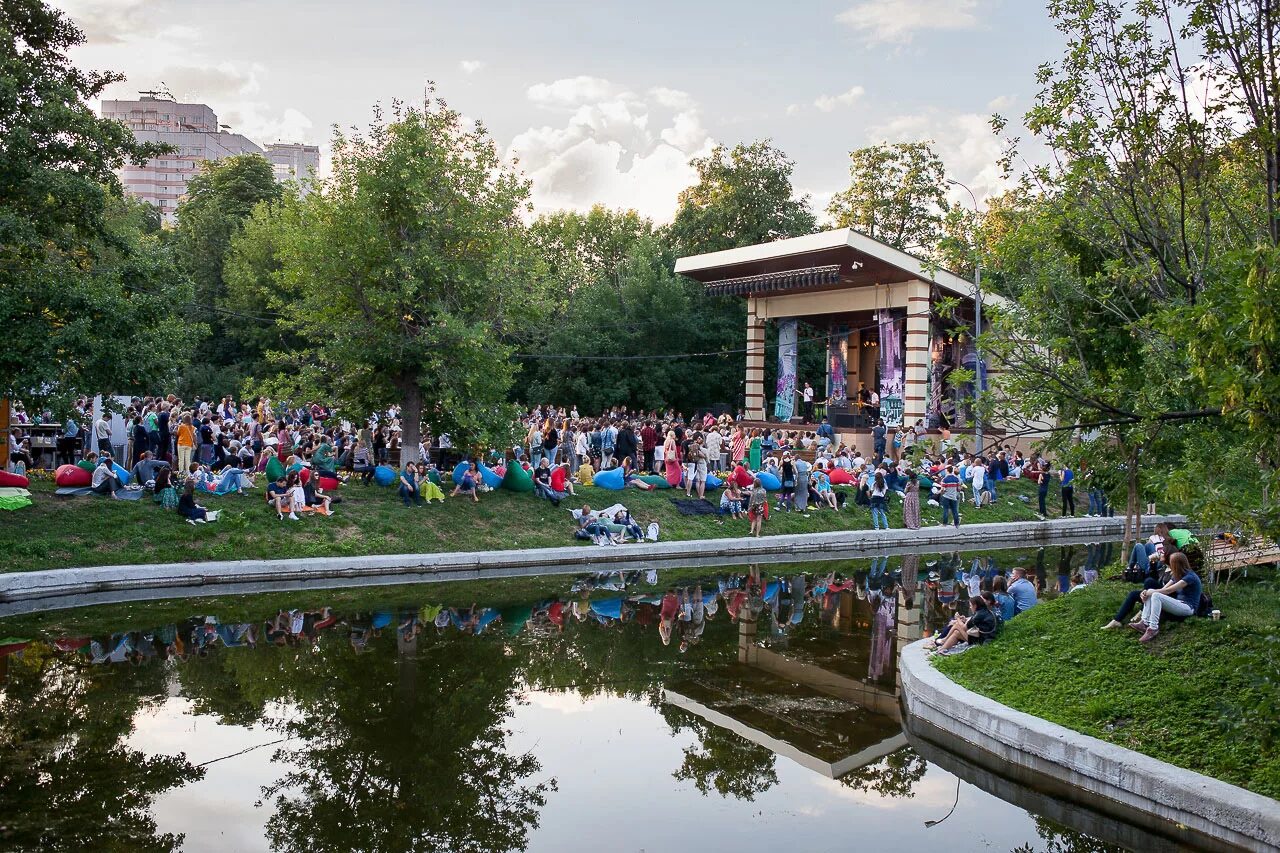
[947,179,983,455]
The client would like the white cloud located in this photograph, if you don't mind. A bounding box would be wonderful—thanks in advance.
[866,108,1007,203]
[459,59,485,74]
[510,78,715,222]
[836,0,980,45]
[526,75,614,108]
[54,0,161,44]
[814,85,866,112]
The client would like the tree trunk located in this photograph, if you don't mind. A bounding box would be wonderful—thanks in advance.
[399,381,422,468]
[1122,444,1141,562]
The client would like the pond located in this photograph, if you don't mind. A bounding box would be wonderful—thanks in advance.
[0,542,1197,852]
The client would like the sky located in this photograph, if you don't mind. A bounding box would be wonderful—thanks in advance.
[54,0,1065,223]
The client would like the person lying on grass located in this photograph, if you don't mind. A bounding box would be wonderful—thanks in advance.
[1129,551,1202,644]
[926,595,998,654]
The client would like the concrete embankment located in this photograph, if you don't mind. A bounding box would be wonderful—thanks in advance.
[0,514,1183,616]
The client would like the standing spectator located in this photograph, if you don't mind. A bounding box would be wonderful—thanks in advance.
[1060,463,1076,516]
[939,464,962,528]
[802,382,815,422]
[902,470,921,529]
[94,410,112,457]
[640,420,658,473]
[872,419,887,462]
[175,414,196,474]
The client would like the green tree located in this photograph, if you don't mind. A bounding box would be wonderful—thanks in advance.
[246,96,550,461]
[173,153,283,395]
[0,0,196,412]
[827,141,950,255]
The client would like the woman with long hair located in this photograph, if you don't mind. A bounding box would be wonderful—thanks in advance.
[902,469,921,529]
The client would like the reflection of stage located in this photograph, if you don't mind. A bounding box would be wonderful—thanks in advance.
[663,670,904,780]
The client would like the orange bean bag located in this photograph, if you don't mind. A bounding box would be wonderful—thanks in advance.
[827,467,854,485]
[317,475,340,491]
[55,465,92,487]
[0,470,31,488]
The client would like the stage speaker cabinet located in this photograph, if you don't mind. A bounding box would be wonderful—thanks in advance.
[827,404,858,430]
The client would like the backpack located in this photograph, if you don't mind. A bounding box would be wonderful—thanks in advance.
[1195,589,1214,618]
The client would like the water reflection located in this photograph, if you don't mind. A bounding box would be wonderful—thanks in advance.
[0,546,1130,853]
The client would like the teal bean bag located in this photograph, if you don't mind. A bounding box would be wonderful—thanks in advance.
[705,474,724,489]
[112,462,131,485]
[638,474,671,489]
[373,465,397,486]
[502,463,535,493]
[918,475,933,491]
[426,469,442,486]
[452,461,471,483]
[478,463,503,489]
[756,471,781,491]
[265,455,285,482]
[592,466,625,490]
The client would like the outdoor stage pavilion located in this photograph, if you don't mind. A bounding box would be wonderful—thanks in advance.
[675,227,1003,450]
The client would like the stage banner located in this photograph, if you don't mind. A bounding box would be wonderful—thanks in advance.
[827,326,848,402]
[878,309,904,402]
[774,318,798,421]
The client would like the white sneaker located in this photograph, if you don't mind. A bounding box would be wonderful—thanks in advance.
[288,512,299,521]
[195,517,206,524]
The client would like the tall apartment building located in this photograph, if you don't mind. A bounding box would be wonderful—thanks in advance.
[101,94,299,221]
[264,142,321,194]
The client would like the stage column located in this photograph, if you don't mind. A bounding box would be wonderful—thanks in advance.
[746,296,766,420]
[903,280,931,426]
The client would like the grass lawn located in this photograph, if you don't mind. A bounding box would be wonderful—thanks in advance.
[934,570,1280,800]
[0,474,1052,572]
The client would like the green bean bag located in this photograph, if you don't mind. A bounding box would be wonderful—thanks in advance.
[501,462,535,492]
[265,455,285,481]
[638,474,672,489]
[427,469,442,486]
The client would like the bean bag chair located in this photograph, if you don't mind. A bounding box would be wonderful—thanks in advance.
[705,474,724,489]
[426,469,442,486]
[76,459,96,473]
[756,471,781,491]
[111,462,131,485]
[593,466,626,490]
[55,464,92,487]
[732,466,754,489]
[317,476,341,491]
[452,461,471,483]
[638,474,671,489]
[299,467,311,486]
[373,465,398,487]
[828,468,854,485]
[501,462,535,493]
[265,455,285,482]
[0,470,29,488]
[918,475,933,491]
[493,465,506,479]
[478,463,502,489]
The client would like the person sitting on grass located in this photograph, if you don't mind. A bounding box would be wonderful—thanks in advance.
[177,481,218,525]
[1104,548,1174,630]
[532,458,563,505]
[351,439,377,485]
[130,451,169,491]
[451,462,480,502]
[613,509,645,542]
[1007,566,1038,615]
[91,454,126,498]
[303,477,336,515]
[810,469,840,510]
[154,467,178,510]
[991,575,1016,623]
[620,456,655,490]
[927,596,998,654]
[747,477,769,537]
[1130,552,1202,643]
[266,473,295,520]
[400,462,424,507]
[550,461,576,498]
[721,480,744,519]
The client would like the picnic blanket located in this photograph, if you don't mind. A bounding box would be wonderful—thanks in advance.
[55,486,93,497]
[0,487,32,511]
[670,498,717,516]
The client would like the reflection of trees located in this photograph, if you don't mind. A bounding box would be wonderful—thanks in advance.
[0,644,200,852]
[1013,816,1125,853]
[660,706,779,801]
[837,746,926,799]
[260,633,552,853]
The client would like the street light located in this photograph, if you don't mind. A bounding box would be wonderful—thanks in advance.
[947,178,983,455]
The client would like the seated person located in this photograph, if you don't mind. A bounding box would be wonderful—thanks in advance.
[620,456,654,490]
[400,462,424,507]
[1130,552,1202,643]
[91,455,126,498]
[575,459,595,484]
[574,504,609,538]
[720,481,744,518]
[153,467,179,510]
[130,451,170,490]
[928,596,998,653]
[810,470,839,509]
[177,482,218,524]
[1104,551,1172,629]
[302,478,335,515]
[266,473,295,520]
[532,459,563,504]
[450,462,480,502]
[612,509,645,542]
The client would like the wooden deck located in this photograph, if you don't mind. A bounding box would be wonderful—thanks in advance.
[1208,535,1280,572]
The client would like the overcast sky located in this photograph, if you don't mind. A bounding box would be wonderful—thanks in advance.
[55,0,1063,222]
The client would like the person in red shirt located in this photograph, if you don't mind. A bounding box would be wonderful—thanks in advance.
[639,421,659,473]
[549,462,575,496]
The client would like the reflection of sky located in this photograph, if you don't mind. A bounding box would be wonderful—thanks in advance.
[130,691,1054,853]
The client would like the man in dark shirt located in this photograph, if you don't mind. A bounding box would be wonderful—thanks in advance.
[639,421,658,473]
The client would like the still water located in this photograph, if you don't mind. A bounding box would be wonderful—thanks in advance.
[0,543,1160,853]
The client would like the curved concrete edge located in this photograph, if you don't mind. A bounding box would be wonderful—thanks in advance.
[0,514,1185,606]
[899,640,1280,853]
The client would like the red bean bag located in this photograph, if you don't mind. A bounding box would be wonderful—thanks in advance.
[827,467,854,485]
[0,470,30,488]
[317,475,340,491]
[55,464,92,487]
[732,465,754,488]
[299,467,311,485]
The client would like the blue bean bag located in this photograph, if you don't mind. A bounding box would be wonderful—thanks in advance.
[373,465,397,487]
[756,471,781,491]
[112,462,131,485]
[478,463,502,489]
[592,466,625,490]
[452,461,471,483]
[705,474,724,489]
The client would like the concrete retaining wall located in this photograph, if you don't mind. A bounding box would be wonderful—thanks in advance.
[899,641,1280,853]
[0,515,1184,610]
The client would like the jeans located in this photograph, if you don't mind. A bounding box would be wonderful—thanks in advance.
[1038,483,1049,515]
[941,497,960,527]
[399,484,423,506]
[530,448,543,468]
[545,446,559,465]
[870,503,888,530]
[643,449,655,472]
[1140,592,1193,628]
[1062,486,1075,515]
[1129,542,1156,570]
[354,464,376,484]
[1114,577,1160,622]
